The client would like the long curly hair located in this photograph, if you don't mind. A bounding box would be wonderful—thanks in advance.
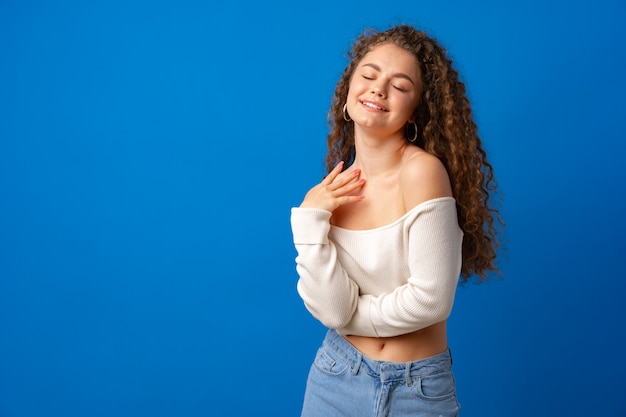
[326,25,503,282]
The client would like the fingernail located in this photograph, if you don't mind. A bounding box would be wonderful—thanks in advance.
[352,169,360,174]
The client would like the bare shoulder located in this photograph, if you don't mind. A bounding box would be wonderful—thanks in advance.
[400,147,453,211]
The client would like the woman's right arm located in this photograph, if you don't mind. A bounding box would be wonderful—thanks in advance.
[291,162,365,328]
[291,207,358,328]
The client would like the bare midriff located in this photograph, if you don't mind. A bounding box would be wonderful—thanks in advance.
[343,321,448,363]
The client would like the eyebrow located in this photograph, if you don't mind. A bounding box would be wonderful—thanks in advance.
[361,63,416,85]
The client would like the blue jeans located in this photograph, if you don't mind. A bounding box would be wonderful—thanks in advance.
[301,329,460,417]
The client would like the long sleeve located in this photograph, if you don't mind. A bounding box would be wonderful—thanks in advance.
[336,199,463,337]
[291,207,360,329]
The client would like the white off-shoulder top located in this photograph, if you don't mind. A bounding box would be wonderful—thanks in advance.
[290,197,463,338]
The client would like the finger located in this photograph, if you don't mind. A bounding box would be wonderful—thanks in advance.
[335,194,366,207]
[321,161,344,185]
[329,168,361,191]
[333,178,365,196]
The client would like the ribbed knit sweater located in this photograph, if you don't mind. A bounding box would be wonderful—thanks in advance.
[291,196,463,338]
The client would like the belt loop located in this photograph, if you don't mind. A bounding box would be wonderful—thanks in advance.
[405,362,413,386]
[351,353,362,375]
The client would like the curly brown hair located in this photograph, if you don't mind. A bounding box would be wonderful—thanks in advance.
[325,25,503,282]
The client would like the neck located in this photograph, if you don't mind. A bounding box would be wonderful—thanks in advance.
[352,129,407,176]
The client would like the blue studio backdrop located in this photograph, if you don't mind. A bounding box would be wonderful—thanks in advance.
[1,1,625,416]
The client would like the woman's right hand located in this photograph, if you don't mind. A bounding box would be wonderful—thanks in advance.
[299,161,366,212]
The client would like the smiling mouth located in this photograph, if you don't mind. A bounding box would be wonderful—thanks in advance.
[361,100,388,111]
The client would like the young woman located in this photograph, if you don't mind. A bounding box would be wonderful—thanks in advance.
[291,25,501,417]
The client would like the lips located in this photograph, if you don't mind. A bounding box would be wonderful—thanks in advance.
[360,100,388,112]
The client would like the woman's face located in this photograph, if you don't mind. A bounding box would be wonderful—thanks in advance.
[346,43,422,138]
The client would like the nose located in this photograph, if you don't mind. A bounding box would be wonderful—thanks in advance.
[370,82,387,98]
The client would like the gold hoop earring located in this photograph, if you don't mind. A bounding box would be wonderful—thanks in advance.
[407,122,418,143]
[343,103,351,122]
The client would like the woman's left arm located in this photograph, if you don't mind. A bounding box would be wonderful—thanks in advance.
[337,153,462,337]
[336,199,462,337]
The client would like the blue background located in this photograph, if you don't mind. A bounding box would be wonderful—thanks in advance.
[1,1,625,416]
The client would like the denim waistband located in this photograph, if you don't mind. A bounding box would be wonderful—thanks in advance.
[322,329,452,384]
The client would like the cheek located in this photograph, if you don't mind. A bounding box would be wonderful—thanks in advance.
[403,95,421,118]
[348,78,367,97]
[391,95,418,117]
